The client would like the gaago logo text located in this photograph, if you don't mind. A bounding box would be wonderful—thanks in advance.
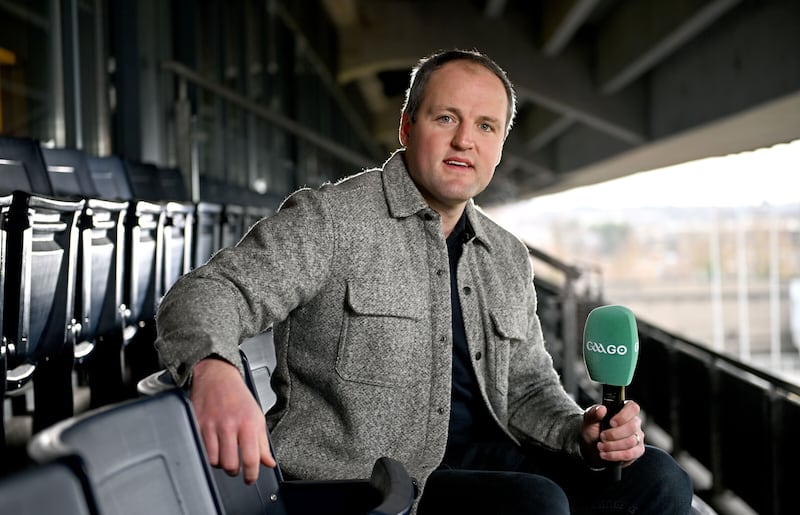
[585,341,629,355]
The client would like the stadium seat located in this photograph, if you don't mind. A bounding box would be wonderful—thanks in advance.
[123,161,194,294]
[28,390,227,515]
[136,329,417,515]
[0,455,100,515]
[0,136,84,437]
[85,155,164,386]
[40,147,129,407]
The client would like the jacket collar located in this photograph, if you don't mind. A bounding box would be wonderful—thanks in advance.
[382,150,429,218]
[382,150,494,252]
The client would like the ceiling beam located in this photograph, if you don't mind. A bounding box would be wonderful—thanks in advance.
[541,0,601,56]
[517,106,576,151]
[597,0,742,94]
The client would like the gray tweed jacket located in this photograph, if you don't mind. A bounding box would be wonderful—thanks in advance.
[155,150,584,494]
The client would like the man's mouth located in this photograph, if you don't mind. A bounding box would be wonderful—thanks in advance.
[444,159,472,168]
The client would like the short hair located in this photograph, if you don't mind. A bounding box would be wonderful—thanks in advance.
[401,49,518,136]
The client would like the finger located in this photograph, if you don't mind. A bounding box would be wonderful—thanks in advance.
[601,415,642,445]
[239,426,263,484]
[218,427,241,477]
[584,404,605,424]
[601,432,646,464]
[259,431,277,468]
[610,400,640,427]
[200,423,220,467]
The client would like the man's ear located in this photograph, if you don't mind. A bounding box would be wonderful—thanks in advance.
[399,112,411,147]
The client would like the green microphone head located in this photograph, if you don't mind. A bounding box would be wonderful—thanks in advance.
[583,305,639,386]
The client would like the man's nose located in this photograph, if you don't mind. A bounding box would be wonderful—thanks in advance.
[452,124,475,149]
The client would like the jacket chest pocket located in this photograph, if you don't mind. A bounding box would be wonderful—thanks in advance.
[336,280,424,387]
[488,307,527,395]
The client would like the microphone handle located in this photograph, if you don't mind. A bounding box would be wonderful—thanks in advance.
[601,384,625,481]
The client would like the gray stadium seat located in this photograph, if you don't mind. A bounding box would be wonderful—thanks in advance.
[28,390,227,515]
[135,328,417,515]
[0,456,100,515]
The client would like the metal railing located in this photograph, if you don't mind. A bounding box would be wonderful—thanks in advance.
[529,243,798,515]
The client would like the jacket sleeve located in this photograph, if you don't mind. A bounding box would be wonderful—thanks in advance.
[155,188,334,386]
[505,247,585,459]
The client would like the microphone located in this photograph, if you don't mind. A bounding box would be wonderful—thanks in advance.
[583,304,639,481]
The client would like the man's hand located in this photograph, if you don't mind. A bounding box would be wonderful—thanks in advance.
[580,401,644,468]
[190,358,276,484]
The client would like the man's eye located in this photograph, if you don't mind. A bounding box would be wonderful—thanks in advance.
[438,115,453,123]
[480,123,494,132]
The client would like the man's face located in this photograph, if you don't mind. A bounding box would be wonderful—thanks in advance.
[400,60,508,214]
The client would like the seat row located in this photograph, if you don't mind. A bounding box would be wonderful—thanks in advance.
[0,135,277,451]
[0,332,418,515]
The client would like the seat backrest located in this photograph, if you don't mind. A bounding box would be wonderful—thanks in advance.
[85,155,134,201]
[40,147,99,199]
[0,456,100,515]
[123,160,162,202]
[157,166,190,202]
[28,390,226,515]
[0,136,53,195]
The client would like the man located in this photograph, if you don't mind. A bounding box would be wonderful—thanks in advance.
[155,49,692,513]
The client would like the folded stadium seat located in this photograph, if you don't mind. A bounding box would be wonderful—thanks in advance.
[0,455,100,515]
[0,136,85,439]
[135,329,417,515]
[84,155,164,391]
[40,147,130,407]
[137,329,278,414]
[123,161,195,295]
[157,165,224,270]
[199,175,249,249]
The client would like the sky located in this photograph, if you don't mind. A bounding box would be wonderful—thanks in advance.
[509,138,800,213]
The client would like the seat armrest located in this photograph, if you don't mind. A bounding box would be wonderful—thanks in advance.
[367,457,418,515]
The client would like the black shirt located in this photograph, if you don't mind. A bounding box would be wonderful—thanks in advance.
[442,212,505,465]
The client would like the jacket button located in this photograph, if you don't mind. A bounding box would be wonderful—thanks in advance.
[474,352,482,361]
[463,286,472,295]
[436,269,444,276]
[424,213,433,221]
[437,407,445,414]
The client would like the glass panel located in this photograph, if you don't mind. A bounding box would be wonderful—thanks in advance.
[0,0,58,142]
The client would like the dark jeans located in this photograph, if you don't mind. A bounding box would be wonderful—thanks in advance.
[417,442,693,514]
